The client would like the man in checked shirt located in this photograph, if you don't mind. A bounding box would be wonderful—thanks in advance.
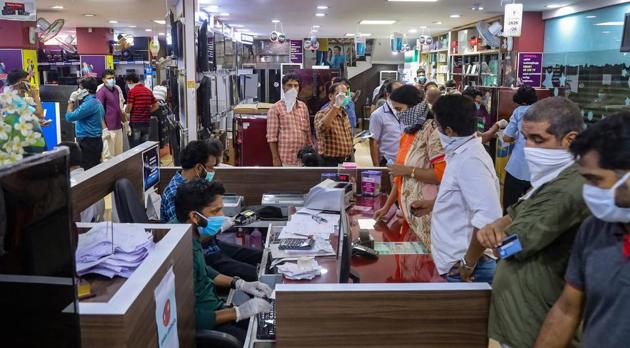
[266,74,313,166]
[315,82,354,166]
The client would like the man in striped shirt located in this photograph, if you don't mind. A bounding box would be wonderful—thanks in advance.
[125,73,158,148]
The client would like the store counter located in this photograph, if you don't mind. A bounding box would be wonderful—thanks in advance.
[76,223,195,347]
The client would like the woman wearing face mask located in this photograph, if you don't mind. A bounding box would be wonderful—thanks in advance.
[375,85,446,248]
[174,179,273,346]
[534,113,630,348]
[4,69,48,152]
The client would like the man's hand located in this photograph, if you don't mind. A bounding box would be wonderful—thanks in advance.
[235,298,273,322]
[388,164,412,177]
[410,199,435,217]
[455,262,475,282]
[235,279,273,298]
[477,222,507,249]
[272,157,282,167]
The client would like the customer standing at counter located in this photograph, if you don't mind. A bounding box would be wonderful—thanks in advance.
[314,82,354,166]
[266,74,312,167]
[125,73,159,148]
[97,69,126,160]
[369,80,403,166]
[175,179,273,345]
[534,113,630,348]
[65,77,105,170]
[475,97,591,348]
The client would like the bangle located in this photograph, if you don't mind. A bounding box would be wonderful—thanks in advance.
[460,257,477,271]
[410,167,416,178]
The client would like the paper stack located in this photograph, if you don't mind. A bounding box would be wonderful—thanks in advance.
[277,259,322,280]
[76,223,154,278]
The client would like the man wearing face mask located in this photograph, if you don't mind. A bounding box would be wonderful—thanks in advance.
[462,87,491,134]
[96,69,126,160]
[410,94,502,284]
[534,113,630,348]
[416,68,427,85]
[174,179,272,346]
[266,74,312,167]
[369,80,403,166]
[314,82,354,166]
[474,97,591,348]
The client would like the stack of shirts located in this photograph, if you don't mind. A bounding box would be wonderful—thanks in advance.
[76,223,154,278]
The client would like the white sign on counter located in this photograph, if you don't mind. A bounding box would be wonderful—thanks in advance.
[155,267,179,348]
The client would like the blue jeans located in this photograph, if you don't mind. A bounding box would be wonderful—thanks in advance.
[446,256,496,284]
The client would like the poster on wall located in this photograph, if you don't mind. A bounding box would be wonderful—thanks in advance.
[154,267,178,348]
[143,145,160,192]
[517,52,543,88]
[22,49,38,87]
[0,0,36,21]
[0,49,22,90]
[289,40,303,64]
[80,55,106,78]
[355,36,366,58]
[504,3,523,37]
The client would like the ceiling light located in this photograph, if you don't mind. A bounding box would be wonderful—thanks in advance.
[387,0,438,2]
[129,25,137,28]
[345,33,372,37]
[545,3,569,9]
[158,32,165,36]
[360,20,397,25]
[83,13,96,17]
[272,19,280,23]
[586,15,597,19]
[392,51,399,55]
[52,5,64,9]
[408,29,418,33]
[315,13,326,17]
[433,21,442,24]
[420,25,427,29]
[108,20,118,24]
[317,5,328,10]
[595,21,624,26]
[145,29,153,32]
[153,20,166,25]
[313,25,320,28]
[450,14,461,18]
[312,29,319,33]
[205,5,219,12]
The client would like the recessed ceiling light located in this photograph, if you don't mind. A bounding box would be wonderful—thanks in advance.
[408,29,418,33]
[108,20,118,24]
[360,19,397,25]
[312,29,319,33]
[51,5,64,9]
[392,51,399,55]
[83,13,96,17]
[345,32,372,37]
[317,5,328,10]
[545,3,570,9]
[153,20,166,25]
[387,0,438,2]
[595,21,624,26]
[145,29,153,32]
[272,19,280,23]
[420,25,427,29]
[158,32,165,36]
[315,13,326,17]
[586,15,597,19]
[205,5,219,12]
[450,14,461,18]
[313,25,320,28]
[433,21,442,24]
[129,25,137,28]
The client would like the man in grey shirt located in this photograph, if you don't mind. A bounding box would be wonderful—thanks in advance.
[534,113,630,348]
[369,80,403,166]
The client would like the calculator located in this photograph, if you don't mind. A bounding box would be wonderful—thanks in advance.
[278,238,315,250]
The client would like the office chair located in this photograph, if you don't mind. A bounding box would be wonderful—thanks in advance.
[113,178,149,223]
[196,330,241,348]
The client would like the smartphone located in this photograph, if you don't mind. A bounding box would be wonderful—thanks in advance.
[497,234,523,259]
[40,119,52,127]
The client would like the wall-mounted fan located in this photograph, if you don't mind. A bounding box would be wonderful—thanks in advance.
[37,18,64,42]
[55,34,77,54]
[476,21,502,49]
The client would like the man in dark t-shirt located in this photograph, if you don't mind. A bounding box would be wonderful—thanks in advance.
[124,73,158,148]
[534,113,630,348]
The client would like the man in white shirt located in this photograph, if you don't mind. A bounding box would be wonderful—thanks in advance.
[153,80,168,102]
[411,94,502,283]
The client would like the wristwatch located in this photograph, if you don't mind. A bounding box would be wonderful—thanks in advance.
[460,257,477,271]
[230,276,241,289]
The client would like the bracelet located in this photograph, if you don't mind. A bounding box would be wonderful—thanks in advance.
[460,257,477,271]
[410,167,416,178]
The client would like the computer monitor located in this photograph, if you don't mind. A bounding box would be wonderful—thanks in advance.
[337,210,354,283]
[621,13,630,52]
[0,148,81,347]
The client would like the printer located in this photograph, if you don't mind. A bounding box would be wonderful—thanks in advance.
[303,179,352,212]
[260,193,305,217]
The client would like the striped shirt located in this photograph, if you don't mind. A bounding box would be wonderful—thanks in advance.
[127,84,156,124]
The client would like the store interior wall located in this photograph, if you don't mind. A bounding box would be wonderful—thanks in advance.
[370,39,405,65]
[349,63,399,124]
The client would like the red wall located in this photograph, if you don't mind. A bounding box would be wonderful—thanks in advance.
[76,27,113,55]
[513,12,545,53]
[0,20,37,49]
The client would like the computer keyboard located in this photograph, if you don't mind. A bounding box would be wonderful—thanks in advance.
[256,300,276,340]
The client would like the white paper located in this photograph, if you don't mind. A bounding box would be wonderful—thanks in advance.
[154,267,179,348]
[602,74,612,86]
[357,218,376,230]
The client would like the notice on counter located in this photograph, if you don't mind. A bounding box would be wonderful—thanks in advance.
[0,1,36,21]
[289,40,303,64]
[154,267,179,348]
[143,145,160,192]
[518,53,543,88]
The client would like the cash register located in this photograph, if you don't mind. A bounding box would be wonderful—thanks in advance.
[260,193,305,217]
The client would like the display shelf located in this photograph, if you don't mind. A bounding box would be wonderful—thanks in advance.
[114,60,151,65]
[428,48,449,54]
[38,62,80,66]
[450,49,501,57]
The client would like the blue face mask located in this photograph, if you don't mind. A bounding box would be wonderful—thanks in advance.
[341,95,351,108]
[475,102,481,111]
[106,78,116,88]
[201,167,215,182]
[195,212,225,237]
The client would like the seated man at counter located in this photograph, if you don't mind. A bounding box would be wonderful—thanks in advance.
[315,82,354,166]
[175,179,272,345]
[161,139,262,281]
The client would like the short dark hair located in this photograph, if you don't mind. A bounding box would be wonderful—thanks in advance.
[445,79,457,88]
[523,97,584,141]
[180,140,213,170]
[385,80,402,95]
[416,68,426,75]
[56,141,82,168]
[332,77,351,88]
[174,179,225,223]
[334,45,342,51]
[161,80,168,87]
[513,86,538,105]
[570,112,630,170]
[424,81,438,91]
[124,73,140,84]
[101,69,115,80]
[432,94,477,136]
[390,85,423,107]
[462,87,482,99]
[297,145,322,167]
[281,74,300,88]
[328,82,344,97]
[7,69,28,86]
[80,77,98,94]
[206,139,224,158]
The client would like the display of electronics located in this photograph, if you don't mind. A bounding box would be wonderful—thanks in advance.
[256,300,276,340]
[337,211,356,283]
[215,32,225,68]
[278,238,315,250]
[621,13,630,52]
[0,149,81,347]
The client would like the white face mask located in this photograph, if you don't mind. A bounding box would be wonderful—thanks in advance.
[582,172,630,223]
[283,88,298,112]
[524,147,574,191]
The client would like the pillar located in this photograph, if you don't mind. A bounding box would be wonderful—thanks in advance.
[0,19,39,87]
